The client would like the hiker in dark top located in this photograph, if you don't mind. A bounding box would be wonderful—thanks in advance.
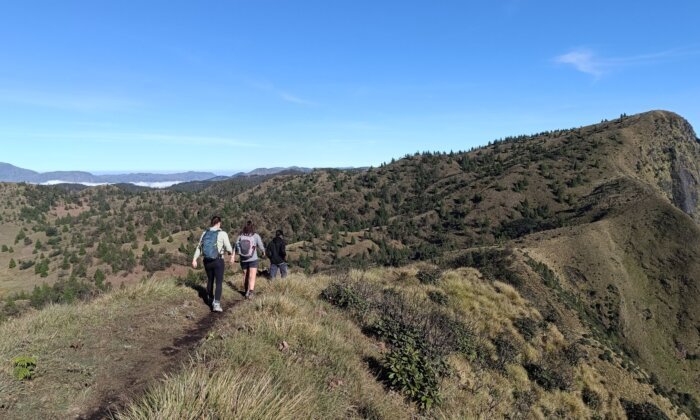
[267,230,288,279]
[192,216,234,312]
[233,220,265,300]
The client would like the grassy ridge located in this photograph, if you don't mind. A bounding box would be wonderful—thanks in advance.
[116,267,680,419]
[0,266,685,418]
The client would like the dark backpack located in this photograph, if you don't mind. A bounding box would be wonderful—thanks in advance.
[238,235,256,258]
[201,230,221,259]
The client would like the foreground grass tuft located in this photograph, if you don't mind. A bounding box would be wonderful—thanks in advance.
[119,366,314,420]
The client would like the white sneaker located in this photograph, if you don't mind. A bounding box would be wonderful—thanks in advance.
[212,301,223,312]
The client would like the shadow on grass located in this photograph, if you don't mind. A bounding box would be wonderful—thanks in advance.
[364,356,391,388]
[225,280,247,297]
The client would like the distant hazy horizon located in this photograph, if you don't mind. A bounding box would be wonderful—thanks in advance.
[1,1,698,172]
[90,169,236,176]
[2,161,329,177]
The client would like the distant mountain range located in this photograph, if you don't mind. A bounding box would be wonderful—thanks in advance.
[0,162,313,187]
[233,166,313,177]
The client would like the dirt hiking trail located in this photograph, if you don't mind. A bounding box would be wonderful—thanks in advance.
[76,286,241,419]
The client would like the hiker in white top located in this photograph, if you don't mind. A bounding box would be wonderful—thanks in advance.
[233,220,265,300]
[192,216,234,312]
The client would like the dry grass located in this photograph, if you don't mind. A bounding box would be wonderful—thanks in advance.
[440,267,540,338]
[118,366,315,420]
[0,280,201,419]
[0,266,685,419]
[118,273,416,419]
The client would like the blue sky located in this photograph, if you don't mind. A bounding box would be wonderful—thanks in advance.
[0,1,698,174]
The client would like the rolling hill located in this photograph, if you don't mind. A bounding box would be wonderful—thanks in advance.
[0,110,698,418]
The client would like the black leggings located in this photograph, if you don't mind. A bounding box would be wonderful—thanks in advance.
[204,258,224,301]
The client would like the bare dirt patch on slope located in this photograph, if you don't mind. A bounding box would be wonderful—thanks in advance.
[79,304,234,419]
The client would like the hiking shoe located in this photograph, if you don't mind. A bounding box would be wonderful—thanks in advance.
[212,301,223,312]
[245,290,254,300]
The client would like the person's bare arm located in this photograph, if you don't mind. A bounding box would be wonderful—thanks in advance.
[192,232,204,268]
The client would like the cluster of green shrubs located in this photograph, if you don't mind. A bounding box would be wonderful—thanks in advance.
[620,399,669,420]
[513,317,540,341]
[319,281,371,316]
[495,200,562,240]
[581,386,601,411]
[96,242,137,273]
[444,248,523,287]
[174,269,208,289]
[519,340,586,395]
[320,278,485,411]
[647,373,700,419]
[34,258,50,277]
[416,267,442,285]
[1,277,104,323]
[141,246,173,273]
[18,259,35,270]
[426,290,448,305]
[373,314,446,410]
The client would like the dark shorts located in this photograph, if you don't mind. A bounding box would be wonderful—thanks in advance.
[240,260,259,270]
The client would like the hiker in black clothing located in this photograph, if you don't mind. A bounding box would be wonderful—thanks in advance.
[192,216,234,312]
[267,230,288,279]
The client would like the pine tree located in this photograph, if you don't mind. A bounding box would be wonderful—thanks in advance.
[94,269,106,290]
[9,258,16,269]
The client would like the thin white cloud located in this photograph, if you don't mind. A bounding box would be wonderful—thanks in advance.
[554,49,604,77]
[554,47,700,78]
[279,92,316,106]
[0,89,139,111]
[250,81,317,106]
